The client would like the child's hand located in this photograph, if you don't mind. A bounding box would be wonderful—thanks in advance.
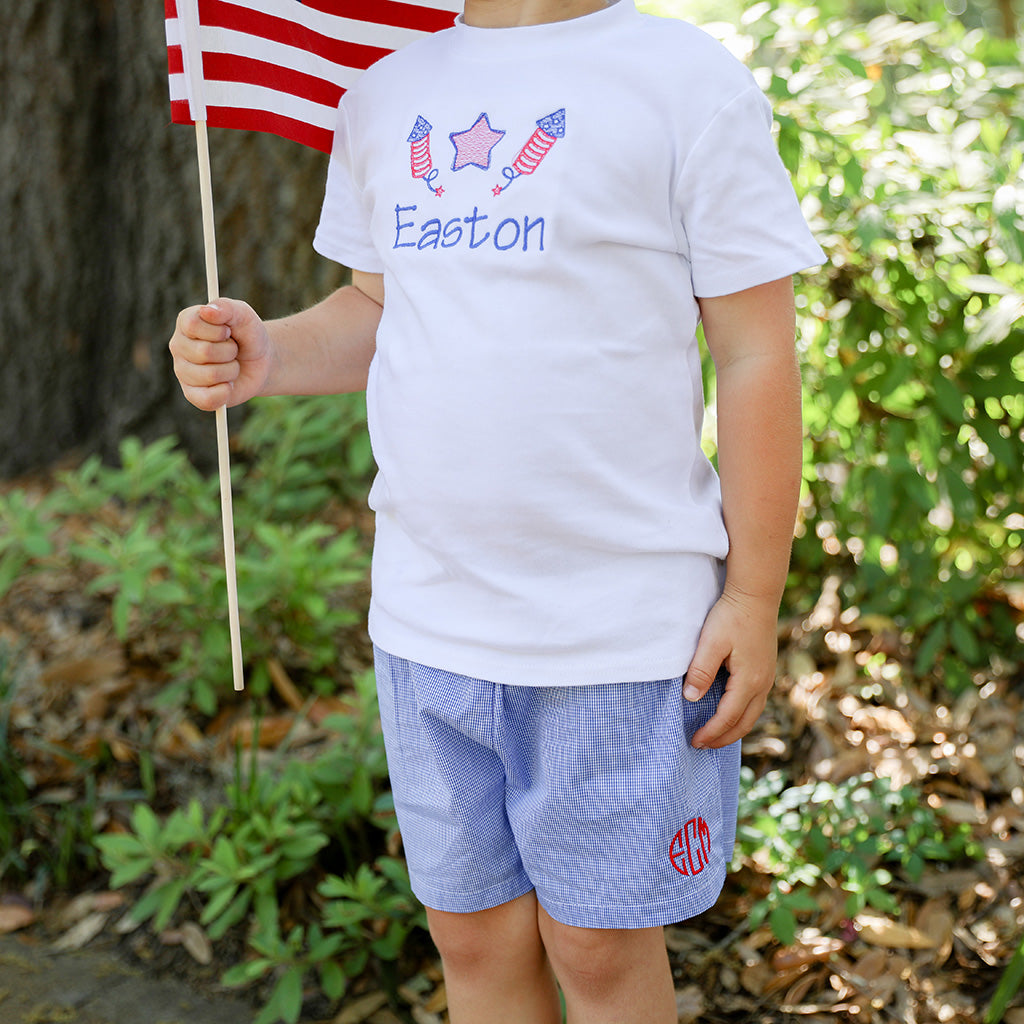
[683,584,779,749]
[169,298,273,411]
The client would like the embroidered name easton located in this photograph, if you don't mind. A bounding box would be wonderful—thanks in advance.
[394,203,545,253]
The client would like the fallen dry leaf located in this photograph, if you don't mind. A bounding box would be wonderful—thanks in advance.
[223,714,297,750]
[675,984,704,1024]
[764,962,818,997]
[781,967,826,1007]
[740,960,775,996]
[268,657,305,711]
[855,913,938,950]
[0,903,36,934]
[914,900,955,962]
[108,738,137,763]
[113,910,145,935]
[365,1010,405,1024]
[772,935,845,971]
[849,705,916,743]
[331,991,389,1024]
[409,1007,441,1024]
[934,797,987,825]
[52,910,108,951]
[836,948,908,1007]
[40,654,126,690]
[57,891,124,929]
[309,695,356,726]
[421,982,447,1014]
[159,921,214,965]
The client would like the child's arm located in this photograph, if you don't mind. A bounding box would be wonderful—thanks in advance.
[169,270,384,410]
[685,276,803,749]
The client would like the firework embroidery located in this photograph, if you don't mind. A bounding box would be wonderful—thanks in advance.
[407,115,444,196]
[494,109,565,196]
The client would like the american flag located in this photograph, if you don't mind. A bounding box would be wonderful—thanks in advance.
[165,0,462,153]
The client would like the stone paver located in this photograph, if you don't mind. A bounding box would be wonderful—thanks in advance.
[0,934,255,1024]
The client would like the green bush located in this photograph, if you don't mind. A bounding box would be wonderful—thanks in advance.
[0,642,104,888]
[0,394,375,717]
[734,767,984,945]
[647,0,1024,690]
[764,8,1024,689]
[97,671,425,1024]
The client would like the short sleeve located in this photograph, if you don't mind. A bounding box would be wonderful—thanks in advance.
[312,101,385,274]
[675,86,824,298]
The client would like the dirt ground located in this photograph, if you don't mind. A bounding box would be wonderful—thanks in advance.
[0,931,255,1024]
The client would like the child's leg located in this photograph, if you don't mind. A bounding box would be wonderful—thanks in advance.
[537,905,676,1024]
[426,890,561,1024]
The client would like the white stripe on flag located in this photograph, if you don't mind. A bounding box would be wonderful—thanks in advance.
[214,0,444,50]
[194,26,379,84]
[168,74,345,132]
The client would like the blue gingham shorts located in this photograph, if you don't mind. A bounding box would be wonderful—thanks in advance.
[373,647,741,929]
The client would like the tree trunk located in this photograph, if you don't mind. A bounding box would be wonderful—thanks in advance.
[997,0,1018,37]
[0,0,344,479]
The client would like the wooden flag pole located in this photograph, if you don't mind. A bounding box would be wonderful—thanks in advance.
[195,119,245,692]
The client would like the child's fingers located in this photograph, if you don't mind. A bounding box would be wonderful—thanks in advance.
[691,681,767,749]
[174,353,240,389]
[683,615,731,702]
[174,304,229,343]
[178,380,235,413]
[172,334,239,369]
[169,298,266,413]
[682,656,722,703]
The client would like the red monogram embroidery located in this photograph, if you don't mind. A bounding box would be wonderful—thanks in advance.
[670,817,711,876]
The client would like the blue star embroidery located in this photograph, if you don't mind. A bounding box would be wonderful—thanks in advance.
[449,113,506,172]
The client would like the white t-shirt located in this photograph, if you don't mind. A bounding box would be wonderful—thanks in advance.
[314,0,825,686]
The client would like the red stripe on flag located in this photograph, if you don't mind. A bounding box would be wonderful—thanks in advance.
[166,0,178,17]
[168,44,185,75]
[207,105,336,152]
[297,0,456,33]
[169,99,337,153]
[170,98,196,126]
[201,52,345,108]
[199,0,391,69]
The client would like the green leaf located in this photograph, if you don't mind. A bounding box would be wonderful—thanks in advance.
[129,882,176,926]
[222,958,273,988]
[0,552,28,599]
[94,833,144,861]
[932,375,965,424]
[985,932,1024,1024]
[320,960,346,1001]
[108,857,156,889]
[206,889,253,941]
[950,618,982,664]
[199,882,241,926]
[130,803,161,847]
[770,904,797,946]
[256,968,304,1024]
[836,54,869,78]
[152,876,188,931]
[22,534,54,559]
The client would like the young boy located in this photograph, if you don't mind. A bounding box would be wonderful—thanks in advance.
[170,1,824,1020]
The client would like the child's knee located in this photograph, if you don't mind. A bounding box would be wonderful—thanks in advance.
[427,907,495,971]
[426,892,542,974]
[539,914,665,996]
